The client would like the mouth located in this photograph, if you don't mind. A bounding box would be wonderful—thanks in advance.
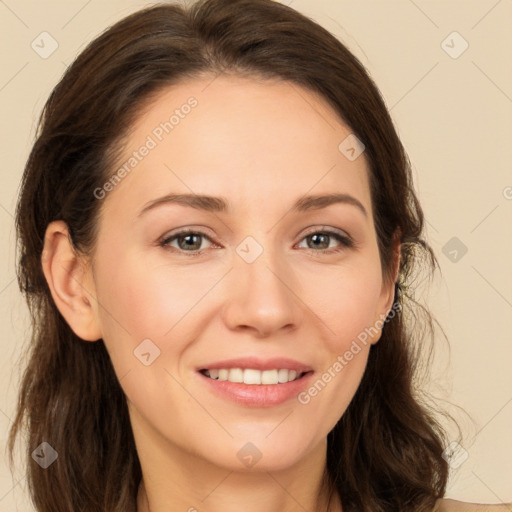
[199,368,311,385]
[197,366,315,407]
[196,357,314,406]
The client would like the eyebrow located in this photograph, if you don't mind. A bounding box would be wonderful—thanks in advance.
[138,192,368,218]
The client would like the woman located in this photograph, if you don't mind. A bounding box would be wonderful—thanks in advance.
[8,0,511,511]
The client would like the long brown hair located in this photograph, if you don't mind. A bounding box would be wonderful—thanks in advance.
[9,0,463,510]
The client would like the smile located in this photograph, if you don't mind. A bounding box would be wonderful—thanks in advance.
[200,368,306,385]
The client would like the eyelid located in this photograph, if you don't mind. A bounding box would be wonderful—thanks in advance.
[300,225,350,239]
[159,226,217,243]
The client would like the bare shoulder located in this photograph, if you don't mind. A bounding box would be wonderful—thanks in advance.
[435,498,512,512]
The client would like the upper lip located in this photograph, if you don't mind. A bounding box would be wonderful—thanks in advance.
[198,357,313,373]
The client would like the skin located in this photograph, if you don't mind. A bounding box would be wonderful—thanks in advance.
[41,74,403,512]
[435,500,512,511]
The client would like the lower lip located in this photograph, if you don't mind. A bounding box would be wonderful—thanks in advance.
[198,371,314,407]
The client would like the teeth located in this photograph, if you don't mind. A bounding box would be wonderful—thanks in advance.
[229,368,244,383]
[203,368,304,385]
[243,369,261,385]
[261,369,278,385]
[278,368,290,383]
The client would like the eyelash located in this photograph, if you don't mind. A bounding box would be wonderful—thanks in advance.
[158,228,355,257]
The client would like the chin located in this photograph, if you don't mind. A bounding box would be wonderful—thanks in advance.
[200,434,319,473]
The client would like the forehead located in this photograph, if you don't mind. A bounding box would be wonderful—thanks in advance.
[102,75,372,220]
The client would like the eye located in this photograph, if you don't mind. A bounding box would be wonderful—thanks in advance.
[159,229,215,256]
[159,227,355,257]
[296,229,354,253]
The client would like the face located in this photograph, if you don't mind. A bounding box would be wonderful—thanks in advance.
[86,75,395,472]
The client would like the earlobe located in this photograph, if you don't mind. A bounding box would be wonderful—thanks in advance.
[371,235,402,345]
[41,220,102,342]
[384,236,402,316]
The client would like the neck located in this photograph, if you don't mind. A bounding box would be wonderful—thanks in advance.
[137,476,341,512]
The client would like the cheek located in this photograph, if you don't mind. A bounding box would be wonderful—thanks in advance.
[94,252,204,338]
[92,249,226,377]
[91,254,200,424]
[294,262,381,418]
[297,279,378,435]
[299,260,383,350]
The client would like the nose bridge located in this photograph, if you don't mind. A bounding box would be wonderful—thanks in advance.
[223,233,301,336]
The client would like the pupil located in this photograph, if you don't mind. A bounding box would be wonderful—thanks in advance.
[181,234,199,249]
[311,234,328,249]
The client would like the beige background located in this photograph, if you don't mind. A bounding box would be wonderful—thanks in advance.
[1,0,511,510]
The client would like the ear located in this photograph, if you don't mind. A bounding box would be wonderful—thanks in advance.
[41,220,102,342]
[369,230,401,345]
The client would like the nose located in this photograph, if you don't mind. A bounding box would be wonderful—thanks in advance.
[221,244,302,338]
